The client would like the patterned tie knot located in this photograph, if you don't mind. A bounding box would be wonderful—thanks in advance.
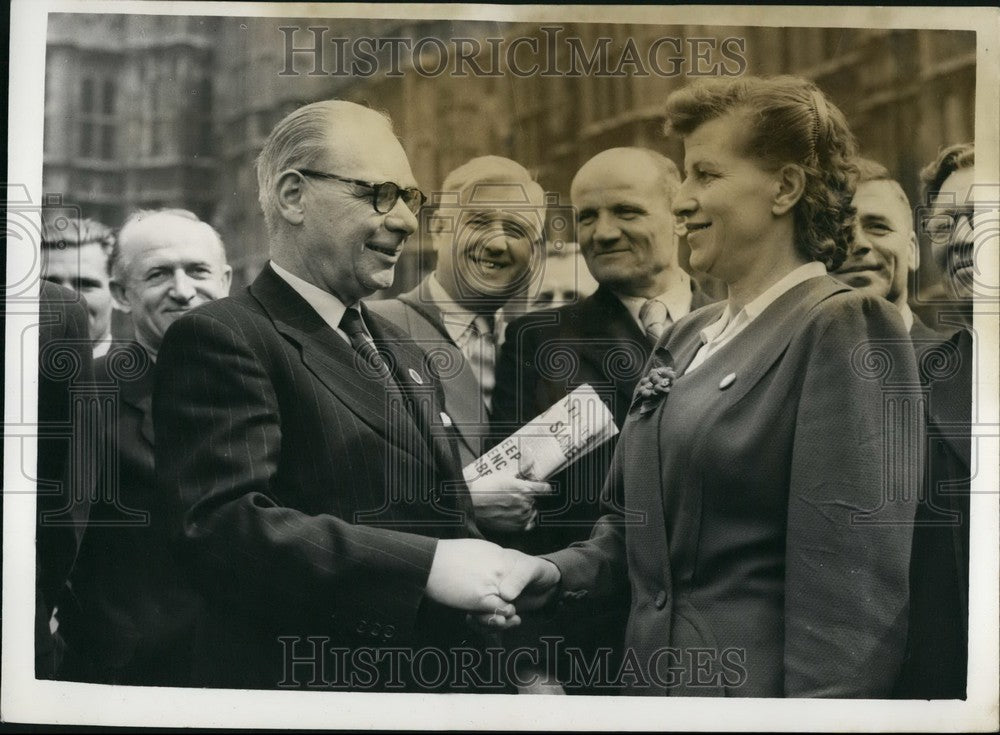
[339,308,390,379]
[639,298,670,343]
[474,313,497,342]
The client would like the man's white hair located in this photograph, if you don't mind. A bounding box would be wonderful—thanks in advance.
[112,208,226,280]
[255,100,394,236]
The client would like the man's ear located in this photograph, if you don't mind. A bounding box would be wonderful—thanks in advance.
[772,164,807,217]
[109,278,131,314]
[220,264,233,295]
[276,171,306,226]
[428,212,445,254]
[908,231,920,272]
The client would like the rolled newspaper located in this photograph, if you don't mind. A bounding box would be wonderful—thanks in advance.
[463,384,619,483]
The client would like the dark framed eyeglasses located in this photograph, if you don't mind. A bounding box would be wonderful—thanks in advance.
[922,206,976,244]
[296,169,426,215]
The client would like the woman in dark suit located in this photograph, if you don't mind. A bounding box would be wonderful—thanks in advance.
[539,76,924,697]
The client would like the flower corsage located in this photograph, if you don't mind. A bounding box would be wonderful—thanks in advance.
[635,365,677,416]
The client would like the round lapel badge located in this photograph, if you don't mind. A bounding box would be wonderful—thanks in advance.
[719,372,737,390]
[408,368,424,384]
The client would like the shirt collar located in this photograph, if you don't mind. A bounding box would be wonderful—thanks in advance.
[698,261,827,344]
[899,302,914,332]
[92,332,113,358]
[269,260,350,336]
[616,270,694,327]
[426,272,499,345]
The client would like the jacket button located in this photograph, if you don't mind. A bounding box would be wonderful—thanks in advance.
[654,590,668,610]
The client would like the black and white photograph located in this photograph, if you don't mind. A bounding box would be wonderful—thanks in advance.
[3,1,998,730]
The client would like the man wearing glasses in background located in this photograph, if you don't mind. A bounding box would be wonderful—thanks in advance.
[831,151,975,698]
[889,143,978,699]
[152,100,558,691]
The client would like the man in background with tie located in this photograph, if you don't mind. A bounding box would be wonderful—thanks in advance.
[493,147,711,555]
[152,101,557,690]
[369,156,551,537]
[491,147,711,693]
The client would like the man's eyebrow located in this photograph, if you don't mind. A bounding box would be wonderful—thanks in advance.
[860,212,892,223]
[932,204,969,216]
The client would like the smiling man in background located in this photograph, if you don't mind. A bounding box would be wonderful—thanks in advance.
[369,155,551,537]
[58,208,231,685]
[490,146,711,694]
[493,146,710,555]
[886,143,978,699]
[832,156,944,339]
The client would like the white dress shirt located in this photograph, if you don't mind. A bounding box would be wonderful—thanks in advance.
[92,332,112,358]
[269,261,352,344]
[685,261,827,374]
[425,274,503,408]
[898,302,914,333]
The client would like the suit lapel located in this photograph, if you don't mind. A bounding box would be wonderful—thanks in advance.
[577,287,648,412]
[368,308,479,535]
[671,277,851,407]
[397,280,451,342]
[927,328,972,469]
[118,354,156,447]
[249,267,421,450]
[631,277,850,561]
[909,316,970,464]
[398,278,490,459]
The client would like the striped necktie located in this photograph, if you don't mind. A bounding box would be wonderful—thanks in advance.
[639,298,670,345]
[469,313,497,410]
[339,308,391,380]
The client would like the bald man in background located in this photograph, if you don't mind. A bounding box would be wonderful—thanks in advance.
[492,147,711,693]
[494,147,711,556]
[58,209,232,685]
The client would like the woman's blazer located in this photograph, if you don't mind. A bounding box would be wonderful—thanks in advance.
[545,275,923,697]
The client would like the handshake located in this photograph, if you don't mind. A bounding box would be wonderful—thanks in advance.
[425,538,562,629]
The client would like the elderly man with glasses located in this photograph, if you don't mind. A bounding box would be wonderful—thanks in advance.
[152,100,558,691]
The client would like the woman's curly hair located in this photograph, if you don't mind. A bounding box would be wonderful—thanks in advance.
[663,76,859,271]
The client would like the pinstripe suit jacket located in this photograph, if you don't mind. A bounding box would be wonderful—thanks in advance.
[366,276,490,468]
[153,265,484,690]
[59,343,203,685]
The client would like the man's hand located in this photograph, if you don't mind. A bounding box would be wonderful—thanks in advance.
[425,539,561,627]
[467,474,553,533]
